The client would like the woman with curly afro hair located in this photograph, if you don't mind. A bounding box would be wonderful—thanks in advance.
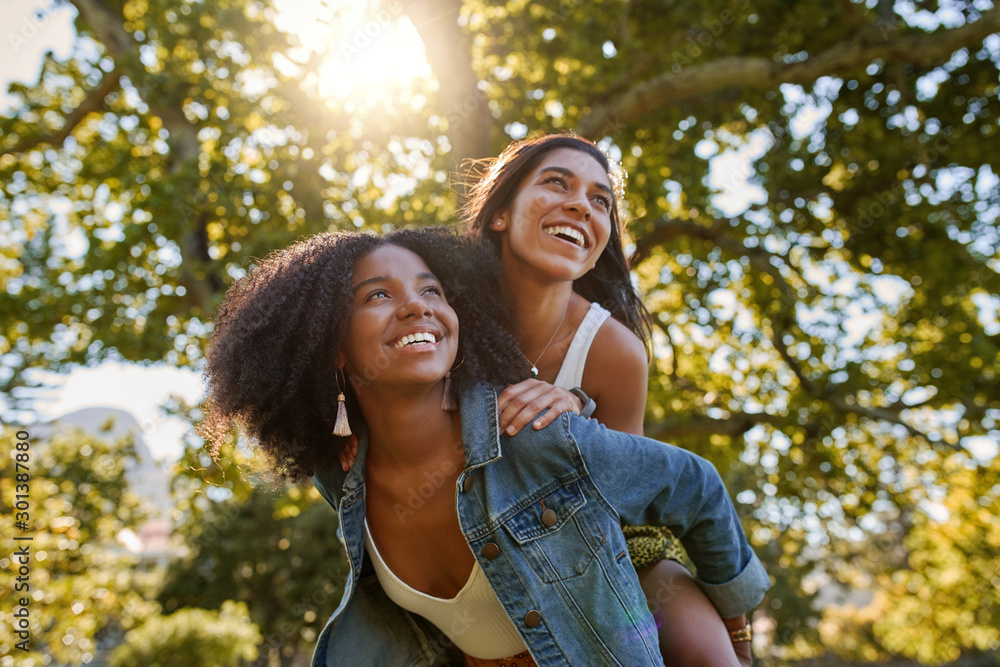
[202,228,531,481]
[202,227,769,666]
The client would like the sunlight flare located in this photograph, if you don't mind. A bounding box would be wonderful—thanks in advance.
[272,0,431,101]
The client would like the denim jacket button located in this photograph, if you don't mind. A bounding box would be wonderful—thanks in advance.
[482,542,500,559]
[541,509,557,527]
[462,476,474,493]
[524,610,542,628]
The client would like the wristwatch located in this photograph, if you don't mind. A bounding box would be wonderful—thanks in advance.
[568,387,596,419]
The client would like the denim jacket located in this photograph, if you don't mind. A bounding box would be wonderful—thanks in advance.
[310,383,770,666]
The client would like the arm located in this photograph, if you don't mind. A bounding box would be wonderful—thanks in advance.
[569,416,770,618]
[581,317,647,435]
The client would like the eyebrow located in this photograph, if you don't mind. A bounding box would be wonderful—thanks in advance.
[539,166,614,196]
[353,272,440,293]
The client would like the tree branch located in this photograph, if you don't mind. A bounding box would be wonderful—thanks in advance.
[68,0,215,313]
[638,218,945,443]
[632,217,799,294]
[2,66,121,156]
[401,0,494,165]
[69,0,132,56]
[576,7,1000,137]
[645,411,787,441]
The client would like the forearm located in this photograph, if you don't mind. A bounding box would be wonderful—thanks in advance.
[725,615,753,666]
[577,418,770,616]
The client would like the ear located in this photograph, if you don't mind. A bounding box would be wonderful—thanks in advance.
[491,210,509,231]
[336,352,346,370]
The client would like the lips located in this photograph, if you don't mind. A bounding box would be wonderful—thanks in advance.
[391,330,440,349]
[543,224,588,249]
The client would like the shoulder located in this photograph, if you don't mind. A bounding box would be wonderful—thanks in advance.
[585,315,648,389]
[581,315,648,434]
[595,315,647,364]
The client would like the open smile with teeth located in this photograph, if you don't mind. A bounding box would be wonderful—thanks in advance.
[544,225,587,249]
[393,331,439,349]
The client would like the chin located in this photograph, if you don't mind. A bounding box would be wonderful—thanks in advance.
[540,259,591,282]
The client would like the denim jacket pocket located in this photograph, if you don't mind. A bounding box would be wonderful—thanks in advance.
[501,481,605,583]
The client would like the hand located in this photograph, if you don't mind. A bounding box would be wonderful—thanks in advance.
[497,379,582,436]
[339,433,359,472]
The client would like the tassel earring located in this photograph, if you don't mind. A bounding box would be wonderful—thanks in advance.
[441,355,464,412]
[333,369,352,437]
[441,372,458,411]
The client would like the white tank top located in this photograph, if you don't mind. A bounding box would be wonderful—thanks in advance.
[363,521,526,659]
[553,302,610,389]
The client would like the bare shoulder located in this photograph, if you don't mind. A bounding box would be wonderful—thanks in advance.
[581,315,648,435]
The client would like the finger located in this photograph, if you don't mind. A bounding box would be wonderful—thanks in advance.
[504,390,569,435]
[497,380,541,410]
[504,400,549,435]
[497,381,544,431]
[531,398,578,430]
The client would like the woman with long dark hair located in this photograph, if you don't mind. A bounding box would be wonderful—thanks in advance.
[463,134,754,663]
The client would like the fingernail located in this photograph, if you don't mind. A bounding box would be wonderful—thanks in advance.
[506,425,515,435]
[534,421,542,429]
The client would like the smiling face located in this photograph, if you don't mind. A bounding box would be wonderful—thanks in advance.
[492,148,614,283]
[339,244,459,392]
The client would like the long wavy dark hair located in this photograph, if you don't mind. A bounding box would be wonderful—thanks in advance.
[202,228,529,482]
[461,133,652,351]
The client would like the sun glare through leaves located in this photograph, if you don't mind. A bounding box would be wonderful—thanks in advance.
[272,0,431,104]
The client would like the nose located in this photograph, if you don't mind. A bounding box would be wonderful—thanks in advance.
[397,290,433,319]
[563,186,592,220]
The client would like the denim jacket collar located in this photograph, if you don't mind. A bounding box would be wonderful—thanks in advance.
[457,383,503,470]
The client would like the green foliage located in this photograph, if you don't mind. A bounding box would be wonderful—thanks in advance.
[0,425,155,665]
[3,0,999,662]
[158,433,347,662]
[109,601,261,667]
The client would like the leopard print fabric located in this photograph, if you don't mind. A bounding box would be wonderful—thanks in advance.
[623,524,684,570]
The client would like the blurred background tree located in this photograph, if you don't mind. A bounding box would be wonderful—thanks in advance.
[158,430,348,665]
[2,0,998,664]
[0,425,156,665]
[0,425,260,666]
[109,601,261,667]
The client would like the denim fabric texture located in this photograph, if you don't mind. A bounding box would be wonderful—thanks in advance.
[310,383,770,666]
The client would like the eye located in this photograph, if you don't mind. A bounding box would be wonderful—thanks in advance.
[422,285,444,297]
[542,175,568,188]
[591,194,611,210]
[363,288,390,303]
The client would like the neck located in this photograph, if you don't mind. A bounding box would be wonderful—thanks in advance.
[503,270,575,360]
[357,383,462,472]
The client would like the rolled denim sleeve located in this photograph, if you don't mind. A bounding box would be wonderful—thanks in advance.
[567,414,770,617]
[697,552,770,619]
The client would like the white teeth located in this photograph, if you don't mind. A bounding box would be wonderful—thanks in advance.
[544,225,586,248]
[394,332,438,349]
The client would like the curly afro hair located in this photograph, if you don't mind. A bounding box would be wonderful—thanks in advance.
[202,227,529,482]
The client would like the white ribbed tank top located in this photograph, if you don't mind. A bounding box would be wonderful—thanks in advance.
[553,302,610,389]
[363,521,526,659]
